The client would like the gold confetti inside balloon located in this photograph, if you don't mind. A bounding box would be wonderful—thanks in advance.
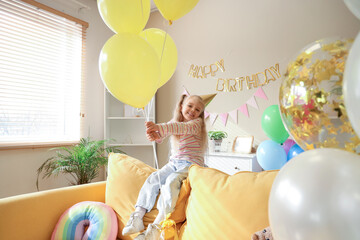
[279,38,360,154]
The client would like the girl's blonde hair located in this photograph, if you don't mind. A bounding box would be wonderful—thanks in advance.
[170,94,208,153]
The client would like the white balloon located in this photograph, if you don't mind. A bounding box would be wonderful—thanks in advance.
[269,148,360,240]
[344,0,360,20]
[343,31,360,138]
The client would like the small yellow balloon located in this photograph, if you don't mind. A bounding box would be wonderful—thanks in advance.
[97,0,150,34]
[153,0,199,23]
[99,33,160,108]
[139,28,178,88]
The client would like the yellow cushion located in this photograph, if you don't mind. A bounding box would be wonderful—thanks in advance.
[105,153,189,240]
[179,165,278,240]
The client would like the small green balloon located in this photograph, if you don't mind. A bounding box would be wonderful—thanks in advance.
[261,105,289,143]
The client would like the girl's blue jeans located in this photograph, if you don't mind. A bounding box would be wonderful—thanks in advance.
[135,159,192,214]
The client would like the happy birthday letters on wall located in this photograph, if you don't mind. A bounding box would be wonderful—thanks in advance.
[188,59,281,92]
[188,59,226,78]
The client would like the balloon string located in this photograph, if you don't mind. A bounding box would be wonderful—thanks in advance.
[142,107,147,121]
[140,3,168,170]
[142,99,159,169]
[154,23,170,91]
[140,0,144,24]
[146,23,169,123]
[147,98,154,121]
[140,0,151,123]
[140,0,149,43]
[159,28,168,65]
[153,140,159,169]
[160,19,170,65]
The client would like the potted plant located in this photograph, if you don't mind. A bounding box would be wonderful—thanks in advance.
[208,130,228,152]
[36,137,125,190]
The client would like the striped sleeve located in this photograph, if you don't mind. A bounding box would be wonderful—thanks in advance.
[157,118,202,138]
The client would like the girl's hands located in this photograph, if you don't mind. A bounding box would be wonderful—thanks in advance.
[145,121,159,133]
[145,121,160,141]
[146,132,160,141]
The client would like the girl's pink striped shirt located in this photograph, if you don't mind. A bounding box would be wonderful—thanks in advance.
[156,118,204,166]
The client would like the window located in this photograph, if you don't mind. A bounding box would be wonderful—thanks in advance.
[0,0,88,147]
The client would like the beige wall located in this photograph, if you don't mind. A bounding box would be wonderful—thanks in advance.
[0,0,113,198]
[0,0,359,198]
[148,0,360,166]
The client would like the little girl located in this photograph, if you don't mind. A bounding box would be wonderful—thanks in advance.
[122,94,208,240]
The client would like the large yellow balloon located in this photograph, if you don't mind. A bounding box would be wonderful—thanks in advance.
[99,33,160,108]
[153,0,199,23]
[139,28,178,88]
[97,0,150,34]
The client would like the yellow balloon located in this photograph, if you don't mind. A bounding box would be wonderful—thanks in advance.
[139,28,178,88]
[99,33,160,108]
[153,0,199,23]
[97,0,150,34]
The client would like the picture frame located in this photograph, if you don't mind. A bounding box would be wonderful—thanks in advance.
[232,135,254,154]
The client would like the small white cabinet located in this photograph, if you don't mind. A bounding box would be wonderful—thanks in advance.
[104,90,157,167]
[205,152,262,175]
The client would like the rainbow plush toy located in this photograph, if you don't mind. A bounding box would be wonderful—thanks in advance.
[51,201,118,240]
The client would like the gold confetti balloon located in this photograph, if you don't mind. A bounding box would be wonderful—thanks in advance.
[279,38,360,154]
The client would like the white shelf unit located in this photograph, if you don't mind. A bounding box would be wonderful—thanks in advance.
[104,90,157,168]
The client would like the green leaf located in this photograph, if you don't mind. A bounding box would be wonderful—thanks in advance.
[208,130,228,140]
[36,137,126,190]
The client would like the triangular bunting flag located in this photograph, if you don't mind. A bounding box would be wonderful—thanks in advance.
[238,104,249,118]
[246,96,258,109]
[204,111,210,119]
[182,86,190,96]
[229,109,238,124]
[209,113,218,126]
[254,87,268,100]
[219,113,228,126]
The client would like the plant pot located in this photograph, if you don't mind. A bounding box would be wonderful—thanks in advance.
[210,139,223,152]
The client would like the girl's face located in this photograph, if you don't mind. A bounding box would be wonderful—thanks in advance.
[181,97,204,121]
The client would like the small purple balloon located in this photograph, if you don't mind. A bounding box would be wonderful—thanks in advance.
[282,139,296,155]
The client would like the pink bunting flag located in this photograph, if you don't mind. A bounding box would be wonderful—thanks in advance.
[204,111,210,119]
[254,87,268,100]
[229,109,238,124]
[209,113,218,126]
[182,86,190,96]
[238,104,249,118]
[246,96,258,109]
[219,113,228,126]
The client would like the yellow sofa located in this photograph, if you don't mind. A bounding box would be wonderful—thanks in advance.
[0,153,278,240]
